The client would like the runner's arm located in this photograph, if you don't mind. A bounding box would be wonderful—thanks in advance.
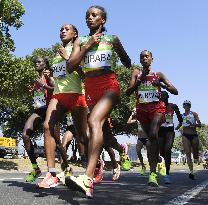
[157,72,178,95]
[77,66,85,81]
[67,26,104,73]
[112,35,131,68]
[43,76,54,91]
[193,112,201,128]
[173,104,183,130]
[126,69,141,96]
[127,112,137,124]
[66,38,85,73]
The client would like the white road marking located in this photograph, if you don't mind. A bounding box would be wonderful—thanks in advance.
[166,179,208,205]
[178,170,186,172]
[0,176,44,180]
[0,177,24,181]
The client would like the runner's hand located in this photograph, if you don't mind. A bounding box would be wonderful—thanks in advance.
[85,25,103,49]
[58,46,69,60]
[152,79,161,86]
[35,78,44,87]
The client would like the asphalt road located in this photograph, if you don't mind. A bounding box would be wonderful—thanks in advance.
[0,169,208,205]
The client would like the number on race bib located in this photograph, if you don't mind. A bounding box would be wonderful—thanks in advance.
[138,90,159,103]
[33,91,46,109]
[52,60,66,78]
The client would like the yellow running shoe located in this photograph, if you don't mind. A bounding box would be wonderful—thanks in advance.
[120,155,131,171]
[57,166,73,184]
[56,172,65,184]
[148,172,158,187]
[157,162,166,176]
[140,166,146,176]
[65,166,73,177]
[65,175,93,198]
[26,168,41,182]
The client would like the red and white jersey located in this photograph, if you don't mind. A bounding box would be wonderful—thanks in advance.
[161,105,174,127]
[137,72,161,104]
[32,76,52,109]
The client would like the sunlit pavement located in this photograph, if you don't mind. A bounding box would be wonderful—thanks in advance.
[0,169,208,205]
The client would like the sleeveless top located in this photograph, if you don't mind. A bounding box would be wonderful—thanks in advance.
[137,72,161,104]
[32,76,49,109]
[161,105,174,127]
[52,45,83,94]
[80,34,114,72]
[182,111,195,127]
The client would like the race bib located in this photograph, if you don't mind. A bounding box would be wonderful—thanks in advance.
[182,116,192,127]
[66,116,74,126]
[165,114,173,124]
[52,59,66,78]
[83,50,112,69]
[33,91,46,109]
[161,114,174,127]
[138,90,159,103]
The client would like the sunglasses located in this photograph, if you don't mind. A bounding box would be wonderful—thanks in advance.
[183,103,191,106]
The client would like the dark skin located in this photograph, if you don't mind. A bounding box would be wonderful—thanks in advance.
[66,7,131,178]
[126,50,178,174]
[43,68,55,93]
[127,110,148,169]
[158,92,182,175]
[66,7,131,75]
[23,58,54,166]
[182,103,201,173]
[28,58,54,93]
[126,52,178,97]
[161,92,182,130]
[43,24,88,169]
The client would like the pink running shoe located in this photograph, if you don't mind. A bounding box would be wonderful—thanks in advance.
[93,159,105,184]
[37,172,59,188]
[121,143,128,155]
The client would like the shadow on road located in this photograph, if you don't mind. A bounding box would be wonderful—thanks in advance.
[0,160,18,170]
[2,170,208,205]
[2,180,81,205]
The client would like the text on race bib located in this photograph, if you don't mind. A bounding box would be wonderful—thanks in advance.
[138,90,159,103]
[161,114,174,127]
[166,115,173,123]
[52,60,66,78]
[33,91,46,109]
[67,118,73,126]
[83,50,112,69]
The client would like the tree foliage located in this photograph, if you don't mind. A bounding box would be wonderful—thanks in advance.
[111,64,141,136]
[0,0,25,51]
[1,46,142,139]
[1,48,56,139]
[0,1,142,138]
[0,0,25,137]
[198,125,208,152]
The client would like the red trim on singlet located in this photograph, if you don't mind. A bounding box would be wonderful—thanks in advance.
[136,71,161,103]
[135,71,166,124]
[32,76,52,105]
